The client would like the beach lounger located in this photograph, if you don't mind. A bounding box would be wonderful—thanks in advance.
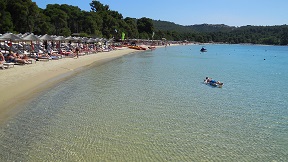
[26,59,36,64]
[3,62,15,68]
[37,57,51,61]
[0,63,4,69]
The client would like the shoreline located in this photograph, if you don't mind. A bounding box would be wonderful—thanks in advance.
[0,47,140,124]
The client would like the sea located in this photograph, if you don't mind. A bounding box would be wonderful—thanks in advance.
[0,44,287,161]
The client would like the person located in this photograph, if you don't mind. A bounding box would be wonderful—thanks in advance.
[0,52,5,64]
[21,54,29,62]
[216,81,223,85]
[6,52,25,64]
[204,76,224,87]
[204,77,212,83]
[5,52,26,64]
[75,46,80,58]
[21,54,36,64]
[37,53,50,59]
[7,52,15,63]
[15,53,32,64]
[210,79,216,84]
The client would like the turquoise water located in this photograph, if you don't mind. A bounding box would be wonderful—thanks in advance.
[0,44,287,161]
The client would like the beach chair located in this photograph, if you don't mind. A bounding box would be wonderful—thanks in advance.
[0,63,4,69]
[3,62,15,68]
[26,59,36,64]
[37,57,50,61]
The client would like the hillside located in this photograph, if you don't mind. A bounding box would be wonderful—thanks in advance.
[153,20,236,33]
[153,20,193,33]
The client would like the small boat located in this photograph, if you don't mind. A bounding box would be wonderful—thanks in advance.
[128,46,141,50]
[200,47,207,52]
[204,77,223,88]
[148,46,156,50]
[128,46,147,50]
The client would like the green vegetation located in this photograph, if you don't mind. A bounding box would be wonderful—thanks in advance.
[0,0,154,40]
[153,21,288,45]
[0,0,287,45]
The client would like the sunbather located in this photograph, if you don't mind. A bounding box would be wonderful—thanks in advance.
[6,52,25,64]
[0,53,5,69]
[49,52,62,59]
[21,54,34,64]
[0,52,5,64]
[7,53,15,62]
[37,53,51,60]
[15,53,31,64]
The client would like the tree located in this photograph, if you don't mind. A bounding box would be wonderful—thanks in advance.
[90,1,109,12]
[154,30,167,40]
[101,12,118,38]
[44,4,70,35]
[33,10,54,35]
[280,27,288,45]
[124,17,139,39]
[81,11,101,36]
[137,17,154,39]
[0,0,13,33]
[59,4,82,34]
[25,1,40,32]
[5,0,40,33]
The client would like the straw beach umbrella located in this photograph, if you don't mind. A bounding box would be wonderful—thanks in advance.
[39,34,55,50]
[22,33,41,41]
[0,33,22,53]
[65,36,76,41]
[39,34,54,41]
[53,36,66,50]
[22,33,41,54]
[53,36,66,41]
[0,33,22,41]
[87,38,96,43]
[65,36,77,47]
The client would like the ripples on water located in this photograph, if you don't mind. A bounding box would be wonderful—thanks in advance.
[0,44,287,161]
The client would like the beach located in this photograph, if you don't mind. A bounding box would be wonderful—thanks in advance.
[0,44,287,161]
[0,47,138,123]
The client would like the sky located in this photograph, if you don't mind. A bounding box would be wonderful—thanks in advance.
[32,0,288,27]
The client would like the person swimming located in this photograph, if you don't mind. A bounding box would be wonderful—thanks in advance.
[204,77,223,86]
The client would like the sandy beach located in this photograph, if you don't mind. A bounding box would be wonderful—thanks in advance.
[0,47,139,123]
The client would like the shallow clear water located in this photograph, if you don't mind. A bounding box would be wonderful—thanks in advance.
[0,44,287,161]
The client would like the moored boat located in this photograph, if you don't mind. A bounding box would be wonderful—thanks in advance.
[148,46,156,50]
[128,46,146,50]
[200,47,207,52]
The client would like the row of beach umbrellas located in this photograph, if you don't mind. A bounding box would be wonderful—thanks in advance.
[0,33,108,54]
[0,33,106,43]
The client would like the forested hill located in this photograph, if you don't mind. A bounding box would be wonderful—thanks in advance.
[186,23,236,33]
[153,20,192,33]
[153,20,236,33]
[153,20,288,45]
